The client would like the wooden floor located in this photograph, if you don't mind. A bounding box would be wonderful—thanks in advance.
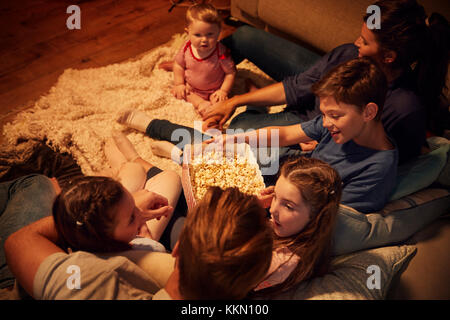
[0,0,234,141]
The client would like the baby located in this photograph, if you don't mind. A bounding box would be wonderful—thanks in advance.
[172,3,236,129]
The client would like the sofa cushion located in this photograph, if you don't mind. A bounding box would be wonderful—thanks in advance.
[428,136,450,187]
[236,0,260,18]
[389,142,449,201]
[333,188,450,256]
[274,245,417,300]
[258,0,373,53]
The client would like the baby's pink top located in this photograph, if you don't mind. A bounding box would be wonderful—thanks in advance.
[174,41,236,92]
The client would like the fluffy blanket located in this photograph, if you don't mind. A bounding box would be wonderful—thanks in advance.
[1,34,282,177]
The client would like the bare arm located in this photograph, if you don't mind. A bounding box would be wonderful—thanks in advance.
[173,61,185,86]
[210,70,237,105]
[219,70,236,95]
[200,82,287,129]
[4,216,64,296]
[172,61,187,100]
[252,124,311,147]
[210,123,312,148]
[231,82,287,108]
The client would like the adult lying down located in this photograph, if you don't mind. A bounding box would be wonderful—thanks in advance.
[3,175,273,299]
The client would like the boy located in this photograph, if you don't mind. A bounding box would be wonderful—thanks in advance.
[213,57,398,213]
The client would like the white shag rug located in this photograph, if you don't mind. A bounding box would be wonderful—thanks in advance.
[2,34,283,176]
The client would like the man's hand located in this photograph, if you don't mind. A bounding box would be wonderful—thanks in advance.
[133,189,174,221]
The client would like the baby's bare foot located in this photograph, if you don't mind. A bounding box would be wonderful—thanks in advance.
[158,60,173,72]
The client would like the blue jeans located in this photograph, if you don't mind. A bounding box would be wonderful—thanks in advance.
[0,174,57,288]
[221,26,322,170]
[221,25,321,82]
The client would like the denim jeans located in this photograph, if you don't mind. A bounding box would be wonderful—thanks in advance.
[146,119,212,151]
[0,174,56,288]
[221,25,322,82]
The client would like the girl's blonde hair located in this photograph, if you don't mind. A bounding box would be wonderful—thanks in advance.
[186,3,222,28]
[178,187,273,299]
[256,157,342,296]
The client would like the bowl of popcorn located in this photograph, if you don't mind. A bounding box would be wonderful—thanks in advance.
[181,143,266,210]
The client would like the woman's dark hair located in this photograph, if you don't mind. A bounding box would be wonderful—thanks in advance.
[52,176,132,253]
[365,0,449,134]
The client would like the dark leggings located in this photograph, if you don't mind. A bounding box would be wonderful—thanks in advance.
[146,119,212,150]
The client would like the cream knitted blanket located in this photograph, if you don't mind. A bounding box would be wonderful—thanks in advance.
[1,34,282,176]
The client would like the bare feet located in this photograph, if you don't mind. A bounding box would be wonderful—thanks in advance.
[117,110,152,132]
[150,141,183,164]
[158,60,174,72]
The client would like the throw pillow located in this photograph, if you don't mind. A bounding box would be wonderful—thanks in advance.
[389,143,449,201]
[274,245,417,300]
[333,188,450,256]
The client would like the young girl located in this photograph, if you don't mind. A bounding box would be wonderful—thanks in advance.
[52,175,172,253]
[172,3,236,125]
[252,157,342,296]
